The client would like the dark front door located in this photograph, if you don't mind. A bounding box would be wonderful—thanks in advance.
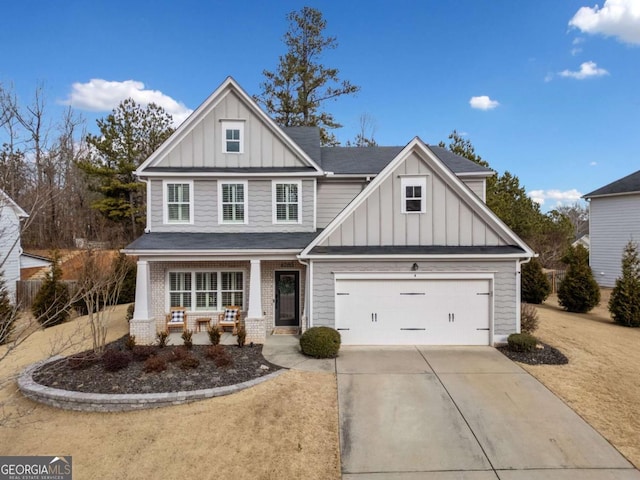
[275,271,299,327]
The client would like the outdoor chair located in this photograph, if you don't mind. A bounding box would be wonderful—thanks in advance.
[217,306,241,335]
[166,306,188,332]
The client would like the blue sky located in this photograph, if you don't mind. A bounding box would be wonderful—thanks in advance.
[1,0,639,211]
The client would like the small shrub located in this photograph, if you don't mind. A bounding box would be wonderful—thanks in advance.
[124,334,136,350]
[182,329,193,349]
[237,325,246,348]
[558,245,600,313]
[131,345,157,361]
[102,349,131,372]
[507,333,538,352]
[0,273,16,345]
[300,326,341,358]
[166,347,189,362]
[157,330,169,348]
[521,258,551,304]
[67,351,100,370]
[180,354,200,370]
[520,303,539,334]
[207,326,221,346]
[214,350,233,368]
[205,344,225,360]
[32,253,70,328]
[143,355,167,373]
[126,304,135,322]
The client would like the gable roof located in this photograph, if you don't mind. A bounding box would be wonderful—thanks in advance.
[0,189,28,218]
[583,169,640,199]
[136,77,324,176]
[300,137,534,258]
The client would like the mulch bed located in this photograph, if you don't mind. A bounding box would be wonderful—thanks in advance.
[32,336,282,394]
[497,341,569,365]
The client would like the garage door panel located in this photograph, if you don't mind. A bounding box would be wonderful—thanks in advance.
[335,278,491,345]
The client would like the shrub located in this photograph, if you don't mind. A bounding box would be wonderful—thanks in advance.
[113,253,137,304]
[157,330,169,348]
[520,303,539,334]
[32,253,70,328]
[214,351,233,368]
[521,258,551,304]
[300,326,341,358]
[166,347,189,362]
[207,326,221,346]
[237,325,246,348]
[124,334,136,350]
[205,344,225,360]
[102,349,131,372]
[609,241,640,327]
[143,355,167,373]
[126,304,135,322]
[558,245,600,313]
[182,329,193,349]
[67,351,100,370]
[507,333,538,352]
[131,345,157,361]
[0,272,17,345]
[180,354,200,370]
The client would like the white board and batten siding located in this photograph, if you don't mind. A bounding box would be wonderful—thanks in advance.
[589,194,640,287]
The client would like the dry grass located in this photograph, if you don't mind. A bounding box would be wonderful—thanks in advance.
[525,289,640,468]
[0,307,341,480]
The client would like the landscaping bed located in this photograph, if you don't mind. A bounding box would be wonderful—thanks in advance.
[497,341,568,365]
[32,335,281,394]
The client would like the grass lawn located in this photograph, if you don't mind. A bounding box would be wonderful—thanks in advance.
[0,306,341,480]
[526,290,640,468]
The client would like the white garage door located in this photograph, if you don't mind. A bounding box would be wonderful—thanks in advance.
[335,277,491,345]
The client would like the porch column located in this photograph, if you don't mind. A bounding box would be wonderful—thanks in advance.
[131,260,155,344]
[245,259,265,343]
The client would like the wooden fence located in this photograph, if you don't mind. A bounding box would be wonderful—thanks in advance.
[545,269,566,294]
[16,280,78,310]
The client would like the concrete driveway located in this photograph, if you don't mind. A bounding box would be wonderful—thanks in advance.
[337,346,640,479]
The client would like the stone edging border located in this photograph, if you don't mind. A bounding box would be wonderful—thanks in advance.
[18,356,286,412]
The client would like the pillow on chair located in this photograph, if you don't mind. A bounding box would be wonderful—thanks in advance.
[223,309,237,321]
[170,311,185,323]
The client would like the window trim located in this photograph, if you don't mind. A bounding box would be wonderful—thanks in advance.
[401,176,427,214]
[272,180,302,224]
[221,121,244,154]
[166,269,245,312]
[218,180,248,224]
[163,180,194,224]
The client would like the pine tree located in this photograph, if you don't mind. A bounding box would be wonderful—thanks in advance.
[32,253,70,328]
[609,241,640,327]
[558,245,600,313]
[0,272,16,345]
[521,258,551,304]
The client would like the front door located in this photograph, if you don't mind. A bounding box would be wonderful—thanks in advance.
[275,271,299,327]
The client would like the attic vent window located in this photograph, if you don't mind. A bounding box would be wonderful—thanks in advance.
[222,121,244,153]
[401,177,427,213]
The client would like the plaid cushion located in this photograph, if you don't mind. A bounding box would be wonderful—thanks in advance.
[223,309,237,321]
[170,311,185,323]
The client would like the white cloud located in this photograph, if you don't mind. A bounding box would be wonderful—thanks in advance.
[528,189,583,207]
[469,96,500,110]
[559,61,609,79]
[590,161,598,166]
[62,79,193,126]
[569,0,640,45]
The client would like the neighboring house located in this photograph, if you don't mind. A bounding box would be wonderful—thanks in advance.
[20,252,53,280]
[0,189,28,302]
[571,234,589,251]
[123,77,534,346]
[584,170,640,287]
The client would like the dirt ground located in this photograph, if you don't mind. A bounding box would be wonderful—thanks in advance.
[0,307,341,480]
[526,290,640,468]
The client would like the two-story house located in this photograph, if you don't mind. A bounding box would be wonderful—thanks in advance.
[0,188,28,302]
[124,77,534,346]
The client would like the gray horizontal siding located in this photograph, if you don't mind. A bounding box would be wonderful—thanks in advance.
[589,195,640,287]
[316,180,365,228]
[311,260,517,337]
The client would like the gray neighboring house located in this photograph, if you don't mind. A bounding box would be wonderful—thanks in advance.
[123,77,534,346]
[584,170,640,287]
[0,189,28,302]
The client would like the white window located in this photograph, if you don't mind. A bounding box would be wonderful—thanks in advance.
[218,181,247,223]
[401,177,427,213]
[164,181,193,224]
[273,181,301,223]
[221,121,244,153]
[169,271,244,310]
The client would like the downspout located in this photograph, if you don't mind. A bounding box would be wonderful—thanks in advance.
[297,257,312,331]
[140,177,151,233]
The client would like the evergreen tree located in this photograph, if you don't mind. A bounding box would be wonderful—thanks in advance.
[558,245,600,313]
[521,258,551,304]
[78,99,174,241]
[609,241,640,327]
[32,253,70,327]
[0,272,16,345]
[257,7,360,146]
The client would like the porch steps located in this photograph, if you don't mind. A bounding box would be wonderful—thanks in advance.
[272,327,300,335]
